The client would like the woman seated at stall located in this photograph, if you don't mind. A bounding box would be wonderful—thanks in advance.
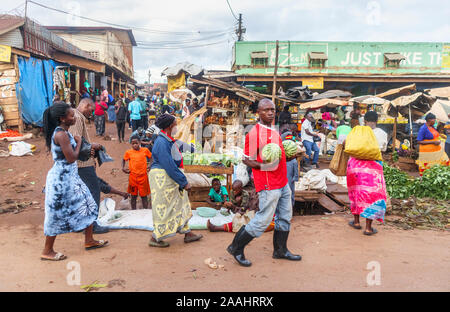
[416,113,449,175]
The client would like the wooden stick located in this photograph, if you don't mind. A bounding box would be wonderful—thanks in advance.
[271,40,279,104]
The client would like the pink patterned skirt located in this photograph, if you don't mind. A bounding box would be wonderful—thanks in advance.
[346,157,387,222]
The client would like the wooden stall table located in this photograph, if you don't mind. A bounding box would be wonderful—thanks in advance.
[184,164,234,209]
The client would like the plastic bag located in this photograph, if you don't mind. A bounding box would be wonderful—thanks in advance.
[96,148,113,167]
[8,141,36,156]
[344,126,382,161]
[78,137,92,161]
[329,144,349,176]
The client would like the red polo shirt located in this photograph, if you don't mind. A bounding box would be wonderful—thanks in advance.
[244,123,288,192]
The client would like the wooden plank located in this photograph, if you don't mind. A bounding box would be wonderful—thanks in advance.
[5,119,19,126]
[0,97,18,105]
[11,48,30,58]
[329,193,350,206]
[1,105,18,113]
[3,112,20,121]
[184,164,233,174]
[190,202,211,209]
[53,51,105,73]
[0,85,16,98]
[0,76,17,86]
[0,69,16,77]
[0,63,15,71]
[12,54,23,134]
[317,194,344,212]
[326,183,348,194]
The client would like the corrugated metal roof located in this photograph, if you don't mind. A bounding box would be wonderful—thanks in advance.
[384,53,405,61]
[0,28,23,49]
[46,26,137,46]
[309,52,328,60]
[0,15,24,36]
[251,51,268,58]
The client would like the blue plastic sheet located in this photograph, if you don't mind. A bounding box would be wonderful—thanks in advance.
[15,56,62,127]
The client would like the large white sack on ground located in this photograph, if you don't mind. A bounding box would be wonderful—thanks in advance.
[296,169,338,192]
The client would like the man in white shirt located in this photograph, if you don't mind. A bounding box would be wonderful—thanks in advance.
[373,127,388,152]
[364,111,387,152]
[301,113,321,168]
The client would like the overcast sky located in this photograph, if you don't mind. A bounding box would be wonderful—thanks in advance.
[3,0,450,83]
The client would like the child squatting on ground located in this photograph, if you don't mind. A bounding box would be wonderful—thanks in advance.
[122,135,152,210]
[207,180,274,233]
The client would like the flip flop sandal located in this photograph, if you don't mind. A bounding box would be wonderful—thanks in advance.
[364,228,378,236]
[41,252,67,261]
[184,234,203,243]
[348,221,362,229]
[149,240,170,248]
[85,240,109,250]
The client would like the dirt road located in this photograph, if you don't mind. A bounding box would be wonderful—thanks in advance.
[0,121,449,292]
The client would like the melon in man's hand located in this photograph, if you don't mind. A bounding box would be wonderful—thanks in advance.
[282,140,297,158]
[262,143,282,163]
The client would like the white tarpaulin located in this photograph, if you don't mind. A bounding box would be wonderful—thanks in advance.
[96,198,233,231]
[162,62,203,77]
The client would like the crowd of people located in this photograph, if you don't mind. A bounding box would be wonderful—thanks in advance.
[39,91,448,267]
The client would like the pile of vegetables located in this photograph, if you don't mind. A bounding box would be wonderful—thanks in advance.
[182,152,239,167]
[383,164,450,200]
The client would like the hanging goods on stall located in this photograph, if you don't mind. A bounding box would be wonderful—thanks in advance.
[329,144,349,176]
[344,126,382,161]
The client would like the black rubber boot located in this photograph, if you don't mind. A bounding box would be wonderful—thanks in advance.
[226,226,254,267]
[273,230,302,261]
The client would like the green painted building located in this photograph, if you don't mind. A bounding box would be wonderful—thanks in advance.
[232,41,450,95]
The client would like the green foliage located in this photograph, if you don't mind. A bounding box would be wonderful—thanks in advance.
[383,164,450,200]
[412,165,450,200]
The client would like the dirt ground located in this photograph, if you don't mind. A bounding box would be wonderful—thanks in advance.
[0,121,449,292]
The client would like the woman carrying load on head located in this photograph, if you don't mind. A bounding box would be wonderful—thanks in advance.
[346,111,387,236]
[148,113,203,247]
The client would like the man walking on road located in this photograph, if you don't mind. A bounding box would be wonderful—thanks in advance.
[227,98,301,267]
[69,98,129,234]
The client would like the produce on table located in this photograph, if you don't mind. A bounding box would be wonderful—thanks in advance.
[282,140,297,158]
[181,152,239,167]
[261,143,282,163]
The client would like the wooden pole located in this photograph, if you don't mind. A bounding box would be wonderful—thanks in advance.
[271,40,279,103]
[75,68,80,106]
[408,104,413,149]
[111,72,115,96]
[393,115,398,154]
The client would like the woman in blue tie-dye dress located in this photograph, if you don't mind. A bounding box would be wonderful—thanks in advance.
[41,103,109,261]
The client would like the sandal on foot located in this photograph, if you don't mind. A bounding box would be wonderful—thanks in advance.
[41,252,67,261]
[348,221,362,229]
[149,240,170,248]
[184,234,203,243]
[85,240,109,250]
[364,228,378,236]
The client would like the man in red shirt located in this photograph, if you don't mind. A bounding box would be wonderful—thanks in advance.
[227,99,301,267]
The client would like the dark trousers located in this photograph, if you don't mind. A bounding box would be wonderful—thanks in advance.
[78,166,111,210]
[131,119,142,132]
[94,115,105,135]
[141,114,148,130]
[446,143,450,159]
[116,120,125,141]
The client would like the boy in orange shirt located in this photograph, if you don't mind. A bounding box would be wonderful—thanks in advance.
[122,135,152,210]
